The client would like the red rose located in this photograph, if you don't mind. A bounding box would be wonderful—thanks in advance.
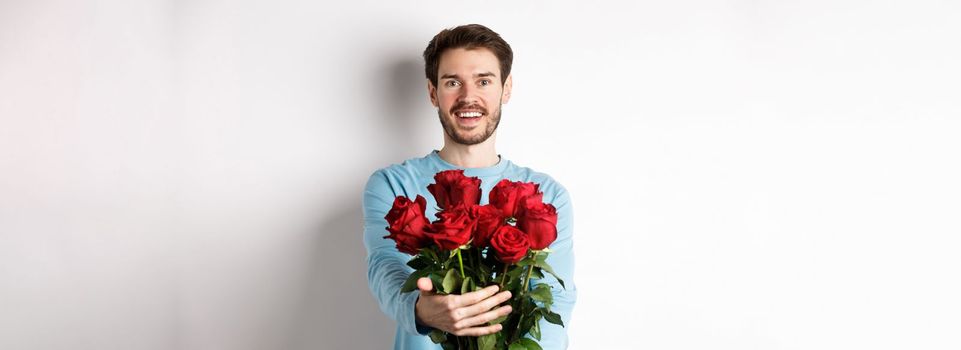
[516,193,558,250]
[489,179,540,219]
[490,225,530,264]
[469,204,505,248]
[383,195,432,255]
[427,170,482,210]
[431,205,475,250]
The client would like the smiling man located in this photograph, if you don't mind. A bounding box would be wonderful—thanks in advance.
[362,24,577,349]
[430,45,510,152]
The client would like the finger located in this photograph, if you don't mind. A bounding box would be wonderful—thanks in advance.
[451,323,504,337]
[459,290,512,318]
[451,284,499,308]
[454,305,513,330]
[417,277,434,295]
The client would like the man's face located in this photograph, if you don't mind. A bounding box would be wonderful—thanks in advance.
[429,47,512,146]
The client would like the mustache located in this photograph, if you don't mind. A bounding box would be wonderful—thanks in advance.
[450,103,487,114]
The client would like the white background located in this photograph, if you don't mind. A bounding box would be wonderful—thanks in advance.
[2,1,960,349]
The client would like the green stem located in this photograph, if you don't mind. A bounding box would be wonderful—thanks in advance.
[510,251,539,344]
[456,248,465,279]
[512,313,524,344]
[521,251,538,293]
[469,247,478,283]
[473,248,483,284]
[498,264,509,289]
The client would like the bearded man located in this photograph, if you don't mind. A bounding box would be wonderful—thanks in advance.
[362,24,577,350]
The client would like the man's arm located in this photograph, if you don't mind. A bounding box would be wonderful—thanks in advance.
[363,170,428,335]
[531,185,577,349]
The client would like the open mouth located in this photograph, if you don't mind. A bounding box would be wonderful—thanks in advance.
[455,110,484,119]
[453,109,484,127]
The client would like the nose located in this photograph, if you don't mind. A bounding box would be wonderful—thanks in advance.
[456,83,478,105]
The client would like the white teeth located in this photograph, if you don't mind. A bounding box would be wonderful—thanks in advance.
[458,112,482,118]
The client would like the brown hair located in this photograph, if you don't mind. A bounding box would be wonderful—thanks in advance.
[423,24,513,87]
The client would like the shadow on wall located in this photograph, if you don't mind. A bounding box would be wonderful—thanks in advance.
[288,56,429,349]
[288,203,395,350]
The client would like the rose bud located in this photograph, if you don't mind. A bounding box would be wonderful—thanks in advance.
[427,170,482,210]
[383,195,432,255]
[490,225,531,264]
[489,179,540,219]
[516,193,558,250]
[431,204,475,250]
[469,204,505,248]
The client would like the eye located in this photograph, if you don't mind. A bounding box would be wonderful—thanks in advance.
[445,80,461,88]
[479,79,491,86]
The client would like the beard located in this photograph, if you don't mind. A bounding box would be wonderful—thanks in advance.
[437,103,502,146]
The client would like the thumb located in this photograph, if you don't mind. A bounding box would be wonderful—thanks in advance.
[417,277,434,295]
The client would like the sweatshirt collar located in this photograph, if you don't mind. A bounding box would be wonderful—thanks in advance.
[428,149,509,177]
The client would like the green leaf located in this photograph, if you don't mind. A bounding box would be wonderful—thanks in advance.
[520,310,536,334]
[517,338,543,350]
[535,253,548,264]
[529,267,544,280]
[536,261,566,290]
[429,271,446,294]
[479,262,492,279]
[400,269,430,293]
[506,277,521,292]
[441,269,458,294]
[460,276,472,294]
[421,247,440,263]
[521,296,536,315]
[507,266,524,278]
[508,342,528,350]
[530,314,542,340]
[478,333,496,350]
[542,310,564,326]
[529,284,552,304]
[428,329,447,344]
[489,314,508,325]
[406,256,432,270]
[516,253,536,267]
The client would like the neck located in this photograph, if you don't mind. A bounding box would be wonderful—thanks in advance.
[438,134,499,168]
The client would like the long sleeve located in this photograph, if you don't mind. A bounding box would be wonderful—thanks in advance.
[362,170,430,337]
[529,185,577,350]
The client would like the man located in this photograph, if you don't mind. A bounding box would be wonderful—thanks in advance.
[362,24,576,349]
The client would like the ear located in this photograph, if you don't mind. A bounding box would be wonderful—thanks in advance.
[501,74,513,104]
[427,79,439,107]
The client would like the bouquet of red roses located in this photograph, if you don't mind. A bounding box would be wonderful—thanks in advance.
[384,170,565,350]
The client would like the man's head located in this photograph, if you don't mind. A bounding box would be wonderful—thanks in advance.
[423,24,513,146]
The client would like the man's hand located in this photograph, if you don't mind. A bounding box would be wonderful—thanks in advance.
[414,277,513,336]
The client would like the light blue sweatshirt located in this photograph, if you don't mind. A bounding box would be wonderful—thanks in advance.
[363,150,577,350]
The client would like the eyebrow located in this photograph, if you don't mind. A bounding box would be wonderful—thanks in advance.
[440,72,497,80]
